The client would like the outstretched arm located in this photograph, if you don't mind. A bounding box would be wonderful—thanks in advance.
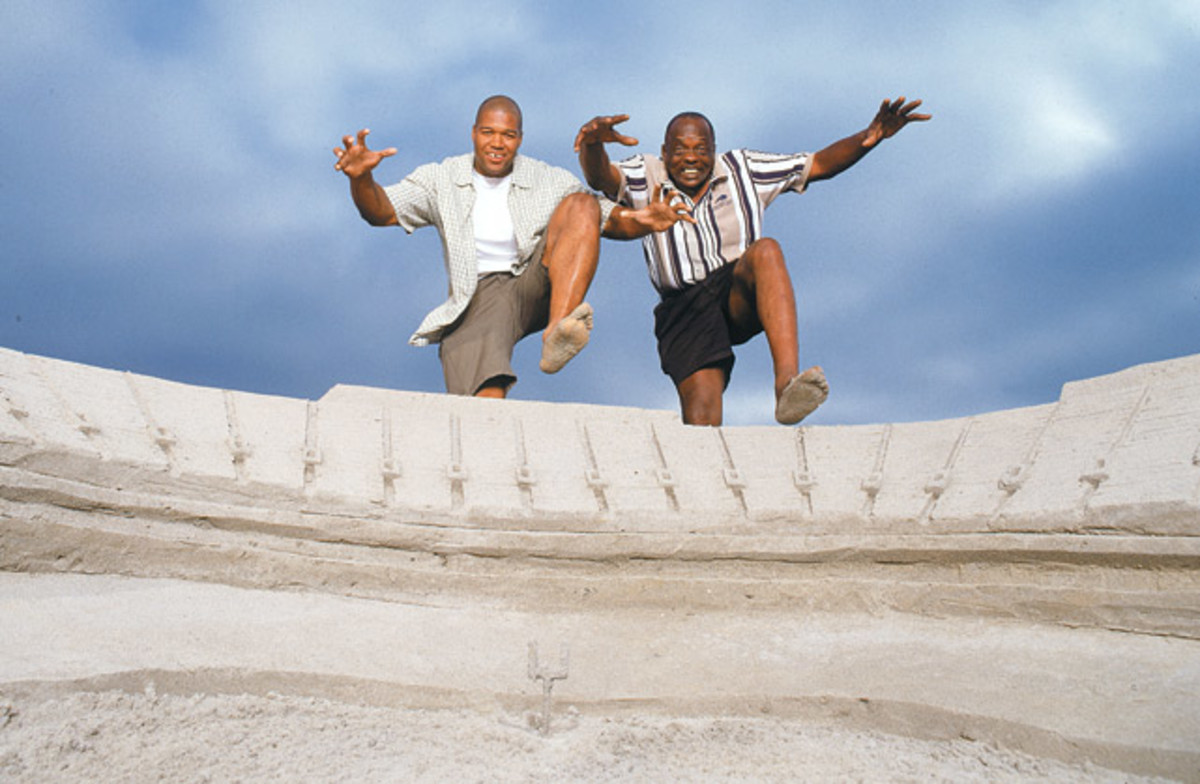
[333,129,400,226]
[574,114,638,200]
[808,97,931,182]
[602,185,695,240]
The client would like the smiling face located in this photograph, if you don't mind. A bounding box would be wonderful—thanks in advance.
[471,101,523,178]
[662,114,715,199]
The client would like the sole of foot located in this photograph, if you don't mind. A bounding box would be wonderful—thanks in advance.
[540,303,594,374]
[775,366,829,425]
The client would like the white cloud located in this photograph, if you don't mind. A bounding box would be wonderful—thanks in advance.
[1004,75,1118,193]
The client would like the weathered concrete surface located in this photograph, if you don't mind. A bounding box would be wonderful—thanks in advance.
[2,345,1199,780]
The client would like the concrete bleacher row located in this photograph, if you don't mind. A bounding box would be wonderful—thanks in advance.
[3,345,1198,536]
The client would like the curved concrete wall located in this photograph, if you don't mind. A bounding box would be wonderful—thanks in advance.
[2,345,1198,779]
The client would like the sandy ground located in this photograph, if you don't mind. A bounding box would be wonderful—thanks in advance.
[0,688,1171,783]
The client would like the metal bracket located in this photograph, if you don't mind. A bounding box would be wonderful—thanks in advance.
[527,641,570,736]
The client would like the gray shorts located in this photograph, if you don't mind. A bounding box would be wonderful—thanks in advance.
[438,260,550,395]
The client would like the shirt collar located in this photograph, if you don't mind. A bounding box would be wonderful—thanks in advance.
[454,154,530,188]
[661,154,729,203]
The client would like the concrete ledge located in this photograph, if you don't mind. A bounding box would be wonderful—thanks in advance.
[4,347,1199,533]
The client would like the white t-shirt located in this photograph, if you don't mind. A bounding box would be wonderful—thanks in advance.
[472,171,519,275]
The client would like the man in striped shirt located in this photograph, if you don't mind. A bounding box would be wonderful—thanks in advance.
[575,97,930,426]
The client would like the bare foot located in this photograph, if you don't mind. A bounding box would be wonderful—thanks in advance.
[775,366,829,425]
[540,303,594,373]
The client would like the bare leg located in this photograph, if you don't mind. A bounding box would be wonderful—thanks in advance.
[727,238,798,391]
[726,238,827,424]
[475,381,507,399]
[539,193,601,373]
[677,367,726,426]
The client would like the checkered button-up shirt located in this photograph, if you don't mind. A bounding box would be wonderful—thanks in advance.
[384,153,610,346]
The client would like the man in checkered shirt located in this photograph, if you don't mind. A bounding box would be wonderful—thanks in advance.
[334,95,685,399]
[575,97,930,426]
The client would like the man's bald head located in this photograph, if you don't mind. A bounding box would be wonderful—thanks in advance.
[475,95,523,132]
[664,111,714,146]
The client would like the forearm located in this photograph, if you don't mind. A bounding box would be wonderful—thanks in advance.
[602,205,651,240]
[808,129,877,182]
[578,143,621,199]
[349,173,398,226]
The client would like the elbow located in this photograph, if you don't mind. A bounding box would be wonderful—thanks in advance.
[586,171,611,192]
[579,161,615,196]
[806,155,828,182]
[358,208,398,227]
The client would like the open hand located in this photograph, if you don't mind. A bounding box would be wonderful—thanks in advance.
[333,129,397,178]
[862,97,931,147]
[634,184,695,232]
[574,114,639,152]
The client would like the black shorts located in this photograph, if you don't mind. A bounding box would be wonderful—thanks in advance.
[653,262,739,389]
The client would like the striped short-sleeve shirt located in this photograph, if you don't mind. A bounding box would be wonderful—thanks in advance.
[615,149,812,295]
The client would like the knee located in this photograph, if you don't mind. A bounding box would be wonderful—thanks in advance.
[745,237,784,266]
[734,238,789,291]
[557,192,600,225]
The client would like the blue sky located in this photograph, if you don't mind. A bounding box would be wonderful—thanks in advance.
[3,0,1198,426]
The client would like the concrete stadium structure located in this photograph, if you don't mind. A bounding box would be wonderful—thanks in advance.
[1,345,1198,779]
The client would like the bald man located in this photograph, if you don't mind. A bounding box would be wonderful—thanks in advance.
[335,95,681,398]
[576,98,930,425]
